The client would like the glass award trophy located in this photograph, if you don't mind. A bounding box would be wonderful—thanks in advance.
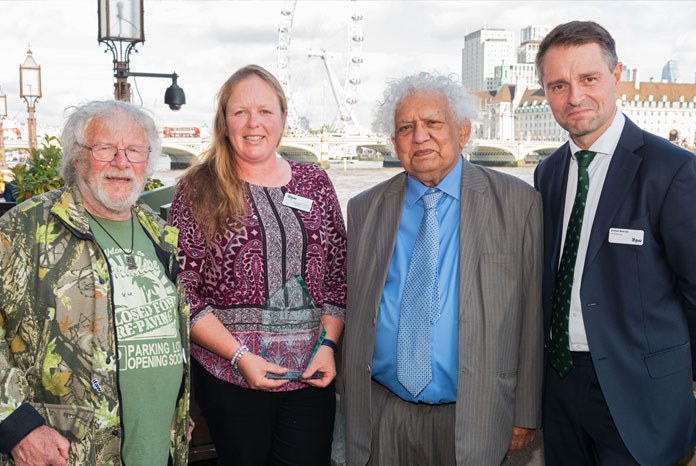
[261,275,325,380]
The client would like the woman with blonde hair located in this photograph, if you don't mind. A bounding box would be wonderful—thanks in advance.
[169,64,346,465]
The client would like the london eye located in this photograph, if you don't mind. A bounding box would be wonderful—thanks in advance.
[276,0,365,136]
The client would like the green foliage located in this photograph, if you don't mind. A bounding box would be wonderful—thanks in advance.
[144,178,164,191]
[10,135,64,201]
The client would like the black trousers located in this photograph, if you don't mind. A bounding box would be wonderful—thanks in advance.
[193,360,336,466]
[543,352,639,466]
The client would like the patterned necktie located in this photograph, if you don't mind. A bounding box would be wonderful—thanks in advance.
[550,150,597,377]
[398,189,444,397]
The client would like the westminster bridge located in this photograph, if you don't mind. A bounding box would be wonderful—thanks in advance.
[3,135,564,167]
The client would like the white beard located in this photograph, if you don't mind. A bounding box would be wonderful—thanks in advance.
[77,168,146,214]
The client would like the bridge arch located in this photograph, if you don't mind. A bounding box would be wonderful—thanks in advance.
[278,142,320,163]
[531,145,561,160]
[470,144,517,165]
[161,144,201,169]
[518,143,563,163]
[354,143,394,156]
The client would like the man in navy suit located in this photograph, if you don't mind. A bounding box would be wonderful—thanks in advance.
[534,21,696,465]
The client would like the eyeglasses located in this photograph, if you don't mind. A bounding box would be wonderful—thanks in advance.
[78,143,151,163]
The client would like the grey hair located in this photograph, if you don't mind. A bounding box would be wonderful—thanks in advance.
[60,100,162,185]
[373,72,477,137]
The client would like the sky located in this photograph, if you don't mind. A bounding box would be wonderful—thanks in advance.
[1,0,695,132]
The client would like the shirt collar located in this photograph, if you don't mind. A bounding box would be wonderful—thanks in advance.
[568,110,626,158]
[405,156,462,207]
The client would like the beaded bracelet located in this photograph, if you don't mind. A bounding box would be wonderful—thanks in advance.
[230,345,249,372]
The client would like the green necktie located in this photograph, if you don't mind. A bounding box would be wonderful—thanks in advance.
[550,150,597,377]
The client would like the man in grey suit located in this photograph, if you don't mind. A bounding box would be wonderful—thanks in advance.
[342,72,544,466]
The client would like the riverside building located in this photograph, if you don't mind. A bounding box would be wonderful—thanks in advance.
[473,77,696,147]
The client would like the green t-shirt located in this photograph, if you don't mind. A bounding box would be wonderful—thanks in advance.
[89,214,183,466]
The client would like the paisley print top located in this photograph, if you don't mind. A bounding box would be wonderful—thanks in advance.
[169,161,347,391]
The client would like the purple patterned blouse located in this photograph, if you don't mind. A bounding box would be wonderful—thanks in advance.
[169,161,347,391]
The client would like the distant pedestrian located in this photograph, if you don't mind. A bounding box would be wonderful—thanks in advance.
[535,20,696,465]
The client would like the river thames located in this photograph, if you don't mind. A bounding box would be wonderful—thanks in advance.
[154,160,537,218]
[325,165,536,216]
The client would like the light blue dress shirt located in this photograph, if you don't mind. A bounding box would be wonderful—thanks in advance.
[372,157,462,403]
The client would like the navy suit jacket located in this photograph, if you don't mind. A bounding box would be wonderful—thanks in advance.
[534,117,696,465]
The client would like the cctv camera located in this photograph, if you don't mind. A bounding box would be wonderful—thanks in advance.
[165,82,186,112]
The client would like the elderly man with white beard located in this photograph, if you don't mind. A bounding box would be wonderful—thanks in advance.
[0,100,191,466]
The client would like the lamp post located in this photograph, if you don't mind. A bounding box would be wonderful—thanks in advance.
[98,0,185,109]
[98,0,144,101]
[19,49,41,152]
[0,87,7,161]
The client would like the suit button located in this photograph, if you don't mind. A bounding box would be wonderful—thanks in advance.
[366,364,371,374]
[372,316,377,326]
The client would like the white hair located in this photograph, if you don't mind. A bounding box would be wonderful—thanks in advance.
[373,72,477,137]
[60,100,161,185]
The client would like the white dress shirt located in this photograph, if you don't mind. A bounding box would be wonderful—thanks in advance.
[560,111,626,352]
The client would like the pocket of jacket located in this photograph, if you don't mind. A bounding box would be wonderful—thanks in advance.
[37,403,96,464]
[37,403,94,440]
[644,341,690,379]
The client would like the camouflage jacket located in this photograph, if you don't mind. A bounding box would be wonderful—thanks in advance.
[0,186,190,465]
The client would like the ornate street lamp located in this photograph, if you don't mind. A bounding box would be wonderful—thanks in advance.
[98,0,185,109]
[19,49,41,152]
[98,0,143,101]
[0,87,7,159]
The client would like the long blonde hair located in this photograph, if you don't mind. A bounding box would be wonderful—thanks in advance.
[179,65,288,241]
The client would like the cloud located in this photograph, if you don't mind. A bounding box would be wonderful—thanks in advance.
[0,0,693,133]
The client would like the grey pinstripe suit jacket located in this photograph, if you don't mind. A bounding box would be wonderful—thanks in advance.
[342,160,544,466]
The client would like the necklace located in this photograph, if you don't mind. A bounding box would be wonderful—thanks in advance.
[86,211,137,270]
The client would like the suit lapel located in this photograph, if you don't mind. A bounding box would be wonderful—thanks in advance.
[548,145,572,272]
[359,174,406,317]
[458,162,490,314]
[585,123,644,268]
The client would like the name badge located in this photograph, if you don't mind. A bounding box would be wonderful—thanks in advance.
[608,228,644,246]
[282,193,313,212]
